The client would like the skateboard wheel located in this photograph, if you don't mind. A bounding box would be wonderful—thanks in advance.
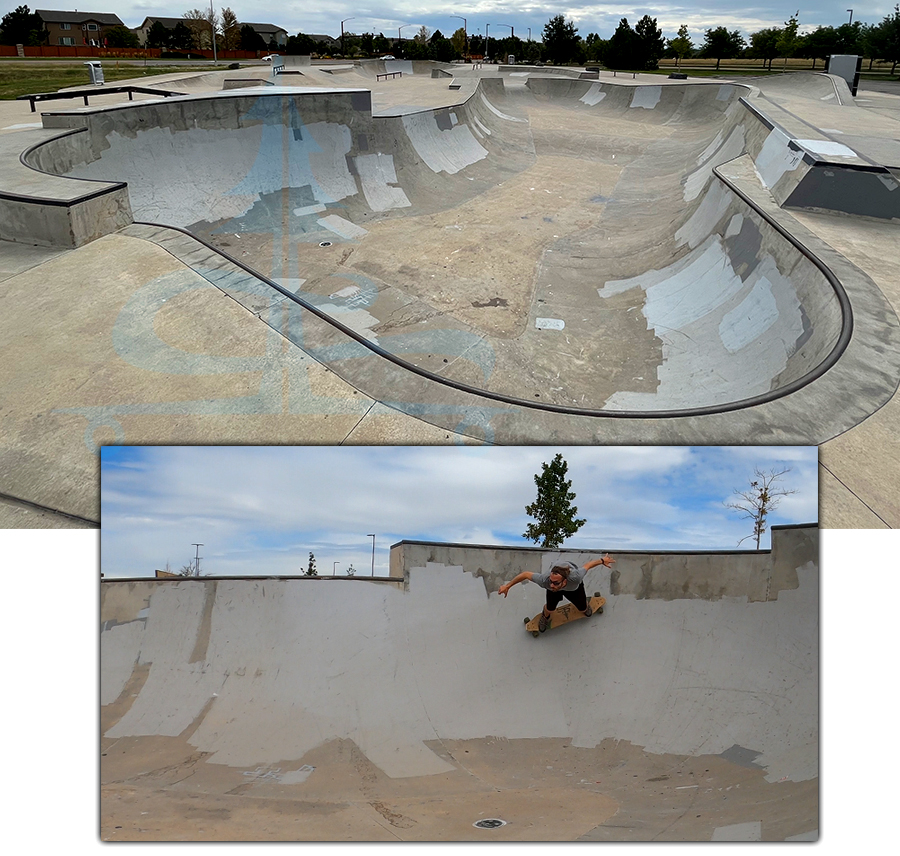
[598,606,604,614]
[594,591,601,597]
[531,631,539,638]
[524,617,530,624]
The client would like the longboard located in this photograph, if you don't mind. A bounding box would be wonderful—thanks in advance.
[524,593,606,637]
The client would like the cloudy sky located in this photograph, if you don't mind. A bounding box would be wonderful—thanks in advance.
[99,445,817,578]
[106,2,890,43]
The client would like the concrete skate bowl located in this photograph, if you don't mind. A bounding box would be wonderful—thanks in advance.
[26,77,899,441]
[99,524,818,841]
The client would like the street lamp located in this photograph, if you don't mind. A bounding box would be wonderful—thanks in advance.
[398,23,414,54]
[496,22,514,38]
[341,17,355,56]
[847,9,853,25]
[191,543,203,576]
[333,561,339,576]
[367,534,375,576]
[527,27,531,41]
[451,14,467,59]
[485,23,490,61]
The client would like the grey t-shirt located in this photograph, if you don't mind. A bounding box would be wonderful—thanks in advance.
[530,561,585,592]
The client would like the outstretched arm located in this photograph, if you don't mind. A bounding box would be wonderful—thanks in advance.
[498,571,534,597]
[583,555,614,570]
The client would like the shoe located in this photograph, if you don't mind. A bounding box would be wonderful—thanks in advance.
[538,612,551,632]
[583,603,592,618]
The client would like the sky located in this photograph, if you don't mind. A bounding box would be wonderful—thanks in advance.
[99,445,818,578]
[88,2,893,44]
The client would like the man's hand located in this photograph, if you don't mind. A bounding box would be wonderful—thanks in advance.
[498,583,512,597]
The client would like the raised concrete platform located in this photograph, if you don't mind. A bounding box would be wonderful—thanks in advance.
[1,65,898,526]
[100,524,818,841]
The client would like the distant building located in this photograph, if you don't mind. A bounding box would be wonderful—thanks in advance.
[245,22,287,48]
[35,9,124,47]
[306,34,339,51]
[132,16,287,49]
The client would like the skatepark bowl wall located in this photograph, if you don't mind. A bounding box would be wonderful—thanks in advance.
[15,73,899,441]
[100,524,818,841]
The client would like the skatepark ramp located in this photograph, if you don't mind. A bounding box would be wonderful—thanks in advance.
[9,74,899,442]
[100,524,817,841]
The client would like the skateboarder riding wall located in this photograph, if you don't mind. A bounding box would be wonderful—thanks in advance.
[499,556,614,632]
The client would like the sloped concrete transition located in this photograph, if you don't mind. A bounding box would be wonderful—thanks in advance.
[24,70,899,436]
[100,525,818,841]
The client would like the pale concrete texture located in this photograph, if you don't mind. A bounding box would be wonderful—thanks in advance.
[100,524,818,841]
[1,64,898,525]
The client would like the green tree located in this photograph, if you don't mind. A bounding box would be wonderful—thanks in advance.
[726,467,796,549]
[523,454,586,549]
[306,552,317,576]
[0,5,46,46]
[450,26,467,57]
[105,25,139,48]
[748,27,782,70]
[146,20,171,49]
[776,12,801,68]
[798,26,835,70]
[605,18,641,69]
[701,26,746,70]
[220,7,240,50]
[635,14,665,69]
[869,5,900,74]
[668,24,694,67]
[542,14,581,65]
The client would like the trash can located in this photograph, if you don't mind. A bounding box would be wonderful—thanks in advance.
[84,61,104,85]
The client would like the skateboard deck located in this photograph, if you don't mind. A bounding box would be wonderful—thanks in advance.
[524,593,606,637]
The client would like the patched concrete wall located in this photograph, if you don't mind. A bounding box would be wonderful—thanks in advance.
[391,524,817,602]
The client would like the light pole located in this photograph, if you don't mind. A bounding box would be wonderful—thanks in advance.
[496,22,513,38]
[398,23,414,54]
[367,534,375,576]
[341,17,355,56]
[191,543,203,576]
[333,561,338,576]
[847,9,853,24]
[451,14,467,59]
[208,0,217,64]
[527,27,531,41]
[485,23,490,61]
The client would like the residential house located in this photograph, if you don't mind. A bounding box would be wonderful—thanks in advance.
[35,9,124,47]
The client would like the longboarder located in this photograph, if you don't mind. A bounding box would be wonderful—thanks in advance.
[498,556,615,632]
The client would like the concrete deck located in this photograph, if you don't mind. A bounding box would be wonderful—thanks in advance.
[100,524,818,841]
[1,63,898,527]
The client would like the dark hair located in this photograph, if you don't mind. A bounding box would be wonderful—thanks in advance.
[549,564,570,581]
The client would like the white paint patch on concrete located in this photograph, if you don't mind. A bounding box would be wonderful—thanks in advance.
[600,239,805,409]
[100,620,145,705]
[696,130,724,165]
[317,214,368,240]
[304,122,358,203]
[795,138,857,159]
[725,213,743,237]
[354,152,411,211]
[280,765,315,785]
[675,179,733,249]
[383,59,414,75]
[329,284,361,300]
[719,275,779,352]
[292,203,327,217]
[877,173,898,191]
[683,125,745,201]
[712,822,762,841]
[314,303,381,341]
[536,317,565,330]
[579,83,607,107]
[479,91,527,123]
[449,112,459,125]
[401,111,489,175]
[821,128,844,134]
[471,114,492,137]
[754,127,804,189]
[630,86,661,109]
[716,85,734,101]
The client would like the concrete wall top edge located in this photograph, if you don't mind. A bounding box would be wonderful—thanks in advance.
[391,523,817,557]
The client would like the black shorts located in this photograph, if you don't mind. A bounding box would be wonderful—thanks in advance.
[546,581,587,612]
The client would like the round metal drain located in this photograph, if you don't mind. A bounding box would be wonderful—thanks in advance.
[473,818,507,829]
[319,241,333,247]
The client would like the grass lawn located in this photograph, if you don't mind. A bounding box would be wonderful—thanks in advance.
[0,64,212,100]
